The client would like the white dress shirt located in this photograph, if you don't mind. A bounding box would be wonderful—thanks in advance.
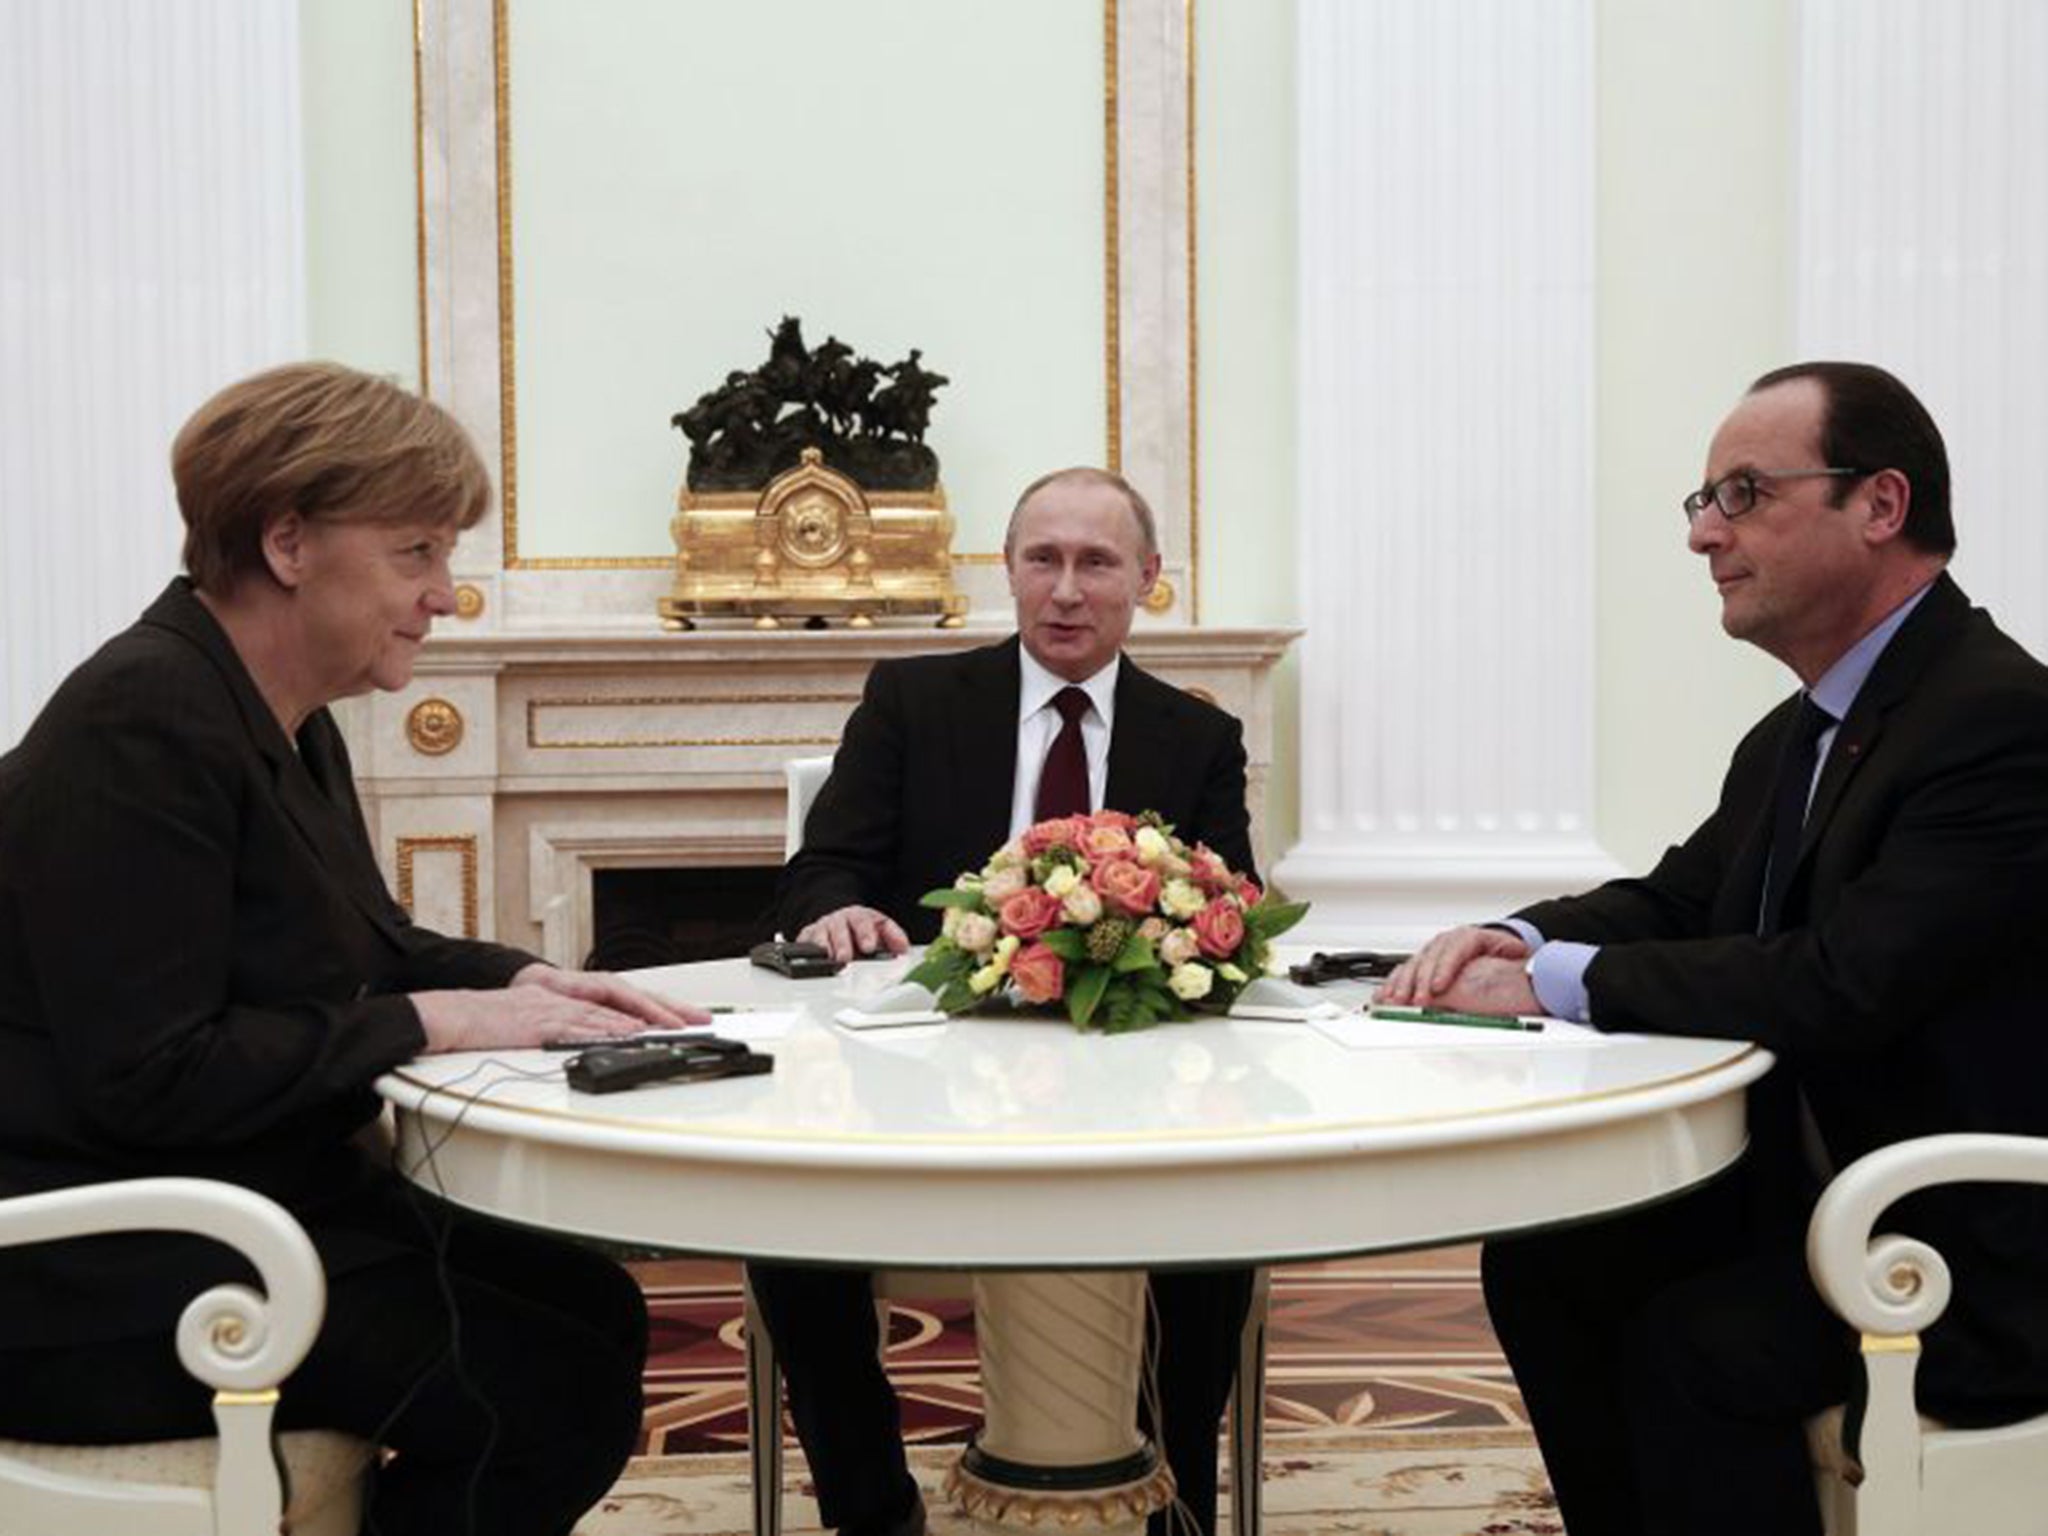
[1007,648,1119,839]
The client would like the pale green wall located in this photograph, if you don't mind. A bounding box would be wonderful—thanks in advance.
[1593,0,1796,870]
[301,0,417,383]
[507,1,1104,560]
[1196,0,1299,852]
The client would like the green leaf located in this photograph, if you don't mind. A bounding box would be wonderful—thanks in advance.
[1067,964,1113,1030]
[1038,928,1087,961]
[1112,932,1158,973]
[1243,898,1310,940]
[935,978,979,1014]
[920,887,987,911]
[905,947,970,993]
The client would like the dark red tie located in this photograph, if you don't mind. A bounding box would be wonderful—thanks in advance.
[1034,687,1093,820]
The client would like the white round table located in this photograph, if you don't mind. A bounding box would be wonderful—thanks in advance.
[377,954,1771,1532]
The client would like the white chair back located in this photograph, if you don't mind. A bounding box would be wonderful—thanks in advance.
[0,1177,370,1536]
[1805,1133,2048,1535]
[783,755,835,860]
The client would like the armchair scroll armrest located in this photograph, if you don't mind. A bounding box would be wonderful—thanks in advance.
[1806,1133,2048,1340]
[0,1176,325,1393]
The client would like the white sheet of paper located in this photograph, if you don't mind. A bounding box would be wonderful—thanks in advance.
[692,1010,804,1043]
[833,1006,950,1031]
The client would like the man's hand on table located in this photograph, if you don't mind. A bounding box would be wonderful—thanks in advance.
[798,905,910,965]
[412,964,711,1052]
[1379,925,1536,1015]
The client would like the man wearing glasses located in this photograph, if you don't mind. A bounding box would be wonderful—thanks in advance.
[1381,361,2048,1536]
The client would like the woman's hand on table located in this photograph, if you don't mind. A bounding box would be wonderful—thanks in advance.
[412,965,710,1052]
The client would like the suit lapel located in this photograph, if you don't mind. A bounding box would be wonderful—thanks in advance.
[141,582,410,947]
[950,637,1025,845]
[1105,657,1176,817]
[1789,574,1972,882]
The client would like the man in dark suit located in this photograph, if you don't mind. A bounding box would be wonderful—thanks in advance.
[757,467,1258,1536]
[1380,361,2048,1536]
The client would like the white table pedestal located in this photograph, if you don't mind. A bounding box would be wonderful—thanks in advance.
[948,1271,1173,1535]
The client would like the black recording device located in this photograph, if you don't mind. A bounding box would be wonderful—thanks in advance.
[749,939,844,978]
[564,1037,774,1094]
[1287,949,1412,986]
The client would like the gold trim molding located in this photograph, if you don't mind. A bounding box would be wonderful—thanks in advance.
[396,835,481,939]
[466,0,1198,595]
[525,691,860,750]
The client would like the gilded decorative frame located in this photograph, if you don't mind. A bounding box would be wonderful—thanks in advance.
[412,0,1199,620]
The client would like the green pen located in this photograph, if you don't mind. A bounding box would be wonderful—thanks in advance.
[1369,1005,1545,1033]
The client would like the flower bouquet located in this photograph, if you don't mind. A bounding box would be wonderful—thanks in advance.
[904,810,1308,1033]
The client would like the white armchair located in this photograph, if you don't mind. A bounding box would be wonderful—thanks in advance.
[1806,1133,2048,1536]
[0,1177,370,1536]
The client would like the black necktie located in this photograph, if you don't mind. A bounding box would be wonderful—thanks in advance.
[1759,695,1835,937]
[1034,687,1093,820]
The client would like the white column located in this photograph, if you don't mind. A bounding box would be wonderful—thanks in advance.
[0,0,305,746]
[1794,0,2048,654]
[1274,0,1619,946]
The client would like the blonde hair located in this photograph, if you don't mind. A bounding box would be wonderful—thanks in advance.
[172,361,491,594]
[1004,466,1159,559]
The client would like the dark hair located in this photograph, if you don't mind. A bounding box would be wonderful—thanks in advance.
[173,361,491,594]
[1748,360,1954,555]
[1004,466,1159,559]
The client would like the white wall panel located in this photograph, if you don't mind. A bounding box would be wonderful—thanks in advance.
[0,0,304,746]
[1795,0,2048,652]
[1277,0,1618,941]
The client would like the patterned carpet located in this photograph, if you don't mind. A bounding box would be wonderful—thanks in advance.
[588,1247,1559,1536]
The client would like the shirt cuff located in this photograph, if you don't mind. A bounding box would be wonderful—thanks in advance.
[1495,918,1545,949]
[1526,940,1597,1023]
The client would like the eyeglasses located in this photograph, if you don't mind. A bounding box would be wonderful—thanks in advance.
[1681,467,1866,526]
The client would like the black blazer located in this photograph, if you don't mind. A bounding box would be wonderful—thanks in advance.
[0,580,538,1347]
[777,637,1256,941]
[1518,574,2048,1404]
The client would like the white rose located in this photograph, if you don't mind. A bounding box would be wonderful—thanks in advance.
[1061,885,1104,926]
[1168,962,1214,1000]
[1043,864,1081,899]
[1133,826,1171,864]
[1158,927,1199,967]
[968,935,1021,995]
[1160,878,1205,919]
[954,912,999,953]
[1137,916,1170,942]
[941,905,963,940]
[982,865,1028,904]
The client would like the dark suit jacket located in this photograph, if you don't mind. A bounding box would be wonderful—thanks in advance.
[777,637,1256,942]
[0,579,539,1348]
[1518,573,2048,1404]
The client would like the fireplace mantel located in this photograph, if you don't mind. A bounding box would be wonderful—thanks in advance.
[342,625,1298,968]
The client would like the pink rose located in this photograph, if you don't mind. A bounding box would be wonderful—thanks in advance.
[1236,876,1263,907]
[1022,816,1091,857]
[999,886,1066,941]
[1191,897,1247,959]
[1158,927,1199,967]
[1090,809,1138,833]
[1083,823,1134,859]
[1188,845,1233,892]
[1009,941,1066,1005]
[1091,855,1162,917]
